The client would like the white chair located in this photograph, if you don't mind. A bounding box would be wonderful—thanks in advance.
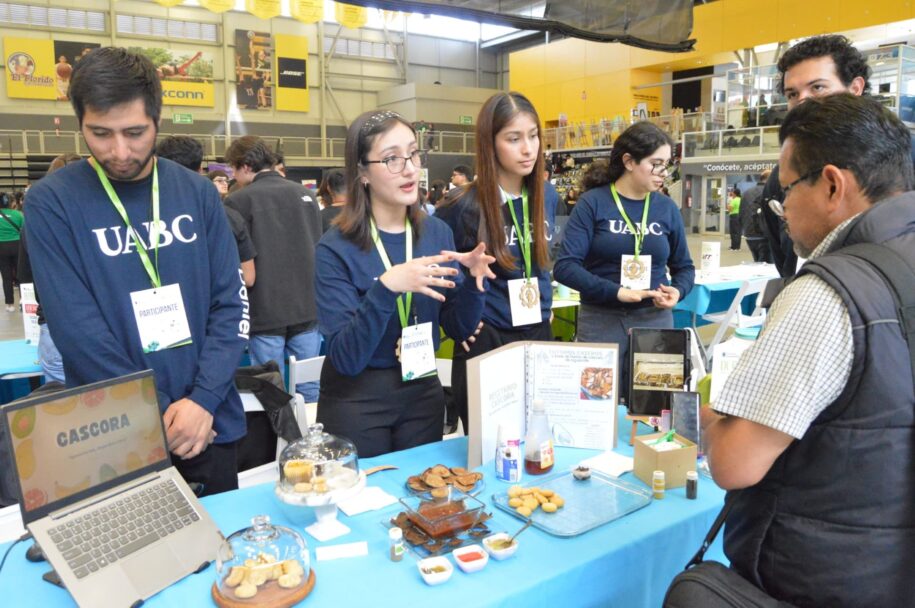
[699,278,769,365]
[287,355,325,432]
[0,503,25,544]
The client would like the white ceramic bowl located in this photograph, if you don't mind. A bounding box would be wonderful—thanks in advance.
[452,544,489,573]
[482,532,519,560]
[417,556,453,585]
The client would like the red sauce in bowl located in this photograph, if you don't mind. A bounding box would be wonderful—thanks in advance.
[456,551,485,562]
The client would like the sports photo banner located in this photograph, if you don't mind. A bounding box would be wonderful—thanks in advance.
[335,2,367,29]
[275,34,308,113]
[290,0,323,23]
[129,47,215,107]
[4,38,99,101]
[246,0,281,20]
[235,30,273,110]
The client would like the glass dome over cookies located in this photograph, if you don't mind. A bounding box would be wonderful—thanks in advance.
[275,423,360,505]
[213,515,313,607]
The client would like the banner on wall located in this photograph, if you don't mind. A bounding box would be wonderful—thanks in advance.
[129,47,215,107]
[4,38,99,101]
[235,30,273,110]
[154,0,185,6]
[200,0,234,12]
[336,2,368,29]
[246,0,281,20]
[275,34,308,113]
[290,0,323,23]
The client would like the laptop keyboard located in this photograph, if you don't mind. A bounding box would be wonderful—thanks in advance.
[46,479,200,580]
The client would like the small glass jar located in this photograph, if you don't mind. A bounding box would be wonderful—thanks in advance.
[214,515,310,606]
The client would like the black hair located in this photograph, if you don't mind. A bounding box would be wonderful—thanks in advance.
[732,187,741,196]
[452,165,473,181]
[69,47,162,127]
[581,122,673,191]
[779,93,913,203]
[428,179,447,205]
[274,151,285,166]
[224,135,276,172]
[156,135,204,172]
[777,35,871,95]
[324,168,346,195]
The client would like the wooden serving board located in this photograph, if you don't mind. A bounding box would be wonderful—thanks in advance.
[211,569,315,608]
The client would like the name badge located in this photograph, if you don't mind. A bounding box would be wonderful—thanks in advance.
[507,278,542,327]
[400,322,437,382]
[130,283,193,353]
[620,254,652,290]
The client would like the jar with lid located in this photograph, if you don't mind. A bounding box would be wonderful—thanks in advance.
[213,514,313,607]
[524,400,554,475]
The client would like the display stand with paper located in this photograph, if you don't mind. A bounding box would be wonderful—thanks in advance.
[19,283,40,345]
[466,341,619,469]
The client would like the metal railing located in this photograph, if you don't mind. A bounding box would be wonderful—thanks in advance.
[0,130,350,160]
[0,129,478,159]
[541,112,712,152]
[681,125,780,160]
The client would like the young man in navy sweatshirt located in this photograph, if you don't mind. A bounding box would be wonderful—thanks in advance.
[24,48,247,496]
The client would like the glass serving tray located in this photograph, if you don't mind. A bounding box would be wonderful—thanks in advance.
[491,470,652,537]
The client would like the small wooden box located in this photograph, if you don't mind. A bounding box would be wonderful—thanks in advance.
[633,432,697,489]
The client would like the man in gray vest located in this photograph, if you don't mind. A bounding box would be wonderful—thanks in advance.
[701,94,915,606]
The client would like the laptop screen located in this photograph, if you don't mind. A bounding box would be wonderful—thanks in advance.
[4,371,168,520]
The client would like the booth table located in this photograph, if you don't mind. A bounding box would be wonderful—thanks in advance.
[0,339,42,404]
[0,409,726,607]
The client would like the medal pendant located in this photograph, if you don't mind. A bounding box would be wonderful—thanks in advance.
[395,337,402,361]
[519,281,538,309]
[623,258,646,281]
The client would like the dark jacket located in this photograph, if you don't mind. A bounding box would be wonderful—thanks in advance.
[739,183,765,239]
[225,172,322,333]
[724,192,915,607]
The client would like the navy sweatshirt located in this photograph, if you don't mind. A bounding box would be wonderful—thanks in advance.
[25,158,247,443]
[437,185,556,329]
[315,216,484,376]
[553,186,694,309]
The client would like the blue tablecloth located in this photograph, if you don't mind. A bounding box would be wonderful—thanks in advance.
[0,409,726,607]
[0,339,42,404]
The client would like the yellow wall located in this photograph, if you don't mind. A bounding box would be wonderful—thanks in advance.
[511,0,915,125]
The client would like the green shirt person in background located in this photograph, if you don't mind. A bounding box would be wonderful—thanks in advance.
[0,193,24,311]
[727,188,742,251]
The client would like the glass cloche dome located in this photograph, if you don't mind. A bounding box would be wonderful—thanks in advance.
[213,515,313,607]
[275,423,360,505]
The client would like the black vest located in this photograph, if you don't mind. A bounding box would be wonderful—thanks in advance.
[723,192,915,608]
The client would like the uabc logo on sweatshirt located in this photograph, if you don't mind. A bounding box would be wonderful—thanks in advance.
[92,216,197,256]
[607,220,664,236]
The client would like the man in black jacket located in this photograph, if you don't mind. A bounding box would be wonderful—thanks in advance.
[225,136,322,401]
[739,171,771,263]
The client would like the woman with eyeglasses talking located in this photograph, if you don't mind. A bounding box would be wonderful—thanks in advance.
[314,110,495,457]
[553,122,695,395]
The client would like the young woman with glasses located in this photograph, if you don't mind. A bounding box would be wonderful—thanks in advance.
[314,110,495,457]
[438,92,557,435]
[553,121,695,395]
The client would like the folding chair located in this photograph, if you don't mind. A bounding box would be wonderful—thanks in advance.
[700,278,769,365]
[287,355,325,433]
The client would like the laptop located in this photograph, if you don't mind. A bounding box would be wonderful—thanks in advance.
[1,370,225,607]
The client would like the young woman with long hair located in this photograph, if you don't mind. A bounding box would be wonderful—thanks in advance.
[314,110,494,457]
[553,121,695,394]
[439,92,558,434]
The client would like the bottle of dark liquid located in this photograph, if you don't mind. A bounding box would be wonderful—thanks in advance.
[524,400,554,475]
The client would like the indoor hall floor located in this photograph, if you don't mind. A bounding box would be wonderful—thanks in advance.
[0,233,755,343]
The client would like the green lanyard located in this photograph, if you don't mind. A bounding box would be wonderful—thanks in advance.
[93,159,162,288]
[370,217,413,328]
[503,186,532,280]
[610,184,650,260]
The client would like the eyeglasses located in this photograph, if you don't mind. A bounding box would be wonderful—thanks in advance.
[649,160,675,176]
[769,167,824,218]
[364,150,427,174]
